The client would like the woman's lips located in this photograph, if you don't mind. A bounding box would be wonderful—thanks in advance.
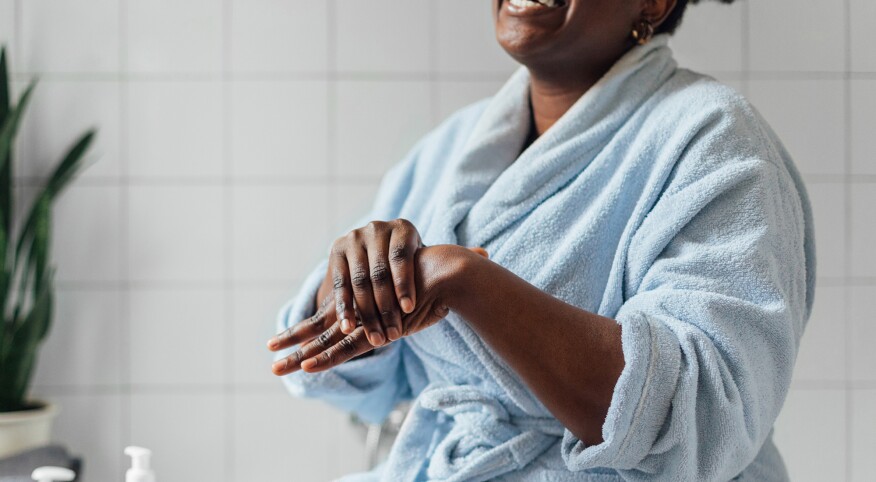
[503,0,567,18]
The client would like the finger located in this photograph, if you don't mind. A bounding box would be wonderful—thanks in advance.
[347,244,386,347]
[331,243,358,334]
[369,231,403,342]
[389,220,422,314]
[468,246,489,258]
[271,323,346,376]
[267,298,334,351]
[301,327,374,373]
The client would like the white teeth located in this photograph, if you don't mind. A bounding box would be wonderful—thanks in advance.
[508,0,560,8]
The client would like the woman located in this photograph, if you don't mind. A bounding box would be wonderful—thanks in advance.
[268,0,815,480]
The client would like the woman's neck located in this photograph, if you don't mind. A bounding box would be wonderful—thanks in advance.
[528,72,601,137]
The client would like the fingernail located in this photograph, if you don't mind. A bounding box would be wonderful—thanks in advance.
[266,337,278,350]
[340,318,354,333]
[301,358,318,371]
[271,359,287,374]
[387,327,401,341]
[368,332,385,346]
[400,297,414,313]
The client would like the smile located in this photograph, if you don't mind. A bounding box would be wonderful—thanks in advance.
[503,0,568,17]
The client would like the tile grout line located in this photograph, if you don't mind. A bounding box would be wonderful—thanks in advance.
[740,0,750,97]
[326,0,340,474]
[843,0,853,479]
[117,0,132,473]
[327,0,338,243]
[222,0,235,480]
[428,0,439,126]
[12,0,20,63]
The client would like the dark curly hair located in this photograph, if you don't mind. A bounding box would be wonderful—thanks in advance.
[657,0,737,35]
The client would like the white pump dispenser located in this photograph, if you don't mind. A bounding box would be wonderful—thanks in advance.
[31,466,75,482]
[124,446,156,482]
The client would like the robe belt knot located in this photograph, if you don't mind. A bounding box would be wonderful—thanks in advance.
[413,384,564,482]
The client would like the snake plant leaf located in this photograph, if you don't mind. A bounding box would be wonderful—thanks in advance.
[12,195,50,300]
[0,46,9,131]
[0,80,36,176]
[0,47,10,242]
[0,80,37,247]
[0,271,52,412]
[0,78,36,341]
[14,130,93,269]
[46,130,95,198]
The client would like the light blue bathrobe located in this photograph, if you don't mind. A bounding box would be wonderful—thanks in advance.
[277,35,815,481]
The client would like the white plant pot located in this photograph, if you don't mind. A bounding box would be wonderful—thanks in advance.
[0,401,58,459]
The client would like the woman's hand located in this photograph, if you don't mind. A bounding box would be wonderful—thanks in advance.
[268,245,487,375]
[326,219,424,347]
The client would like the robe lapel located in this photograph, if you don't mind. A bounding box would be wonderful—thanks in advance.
[446,37,677,250]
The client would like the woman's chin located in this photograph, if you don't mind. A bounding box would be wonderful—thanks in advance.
[495,1,569,63]
[496,29,557,64]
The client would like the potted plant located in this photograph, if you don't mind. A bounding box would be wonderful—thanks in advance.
[0,46,95,458]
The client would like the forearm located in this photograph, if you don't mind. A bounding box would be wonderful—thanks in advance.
[446,247,625,445]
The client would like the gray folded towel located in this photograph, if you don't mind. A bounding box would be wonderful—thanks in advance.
[0,445,81,482]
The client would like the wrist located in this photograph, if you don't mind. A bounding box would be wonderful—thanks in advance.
[441,244,487,312]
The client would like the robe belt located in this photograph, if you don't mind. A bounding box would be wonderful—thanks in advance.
[388,383,565,482]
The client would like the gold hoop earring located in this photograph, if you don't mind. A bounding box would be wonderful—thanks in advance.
[631,20,655,45]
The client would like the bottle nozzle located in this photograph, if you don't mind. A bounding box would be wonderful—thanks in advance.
[125,446,155,482]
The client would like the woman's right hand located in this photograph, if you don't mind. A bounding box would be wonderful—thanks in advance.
[319,219,424,347]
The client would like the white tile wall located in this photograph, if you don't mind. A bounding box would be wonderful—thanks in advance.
[850,0,876,72]
[127,81,224,179]
[33,289,123,387]
[851,390,876,482]
[669,0,744,74]
[436,0,517,75]
[774,388,847,481]
[230,0,329,74]
[128,289,227,386]
[436,80,506,121]
[230,388,365,481]
[20,0,119,75]
[52,185,123,282]
[793,286,845,383]
[336,0,431,74]
[40,393,124,482]
[231,287,296,386]
[850,184,876,278]
[126,0,223,75]
[332,181,381,234]
[850,80,876,175]
[130,393,227,481]
[0,1,13,55]
[230,80,329,180]
[749,0,845,73]
[231,185,331,282]
[128,186,225,282]
[804,183,846,279]
[336,80,433,179]
[848,286,876,382]
[17,80,121,180]
[9,0,875,481]
[748,80,846,176]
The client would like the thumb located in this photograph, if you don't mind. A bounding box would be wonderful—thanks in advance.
[467,247,489,258]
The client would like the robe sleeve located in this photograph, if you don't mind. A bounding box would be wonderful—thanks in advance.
[561,158,813,480]
[275,140,424,424]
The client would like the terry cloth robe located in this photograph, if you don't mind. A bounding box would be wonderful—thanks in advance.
[276,35,816,482]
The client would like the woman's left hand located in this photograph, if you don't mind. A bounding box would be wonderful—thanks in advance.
[269,245,487,374]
